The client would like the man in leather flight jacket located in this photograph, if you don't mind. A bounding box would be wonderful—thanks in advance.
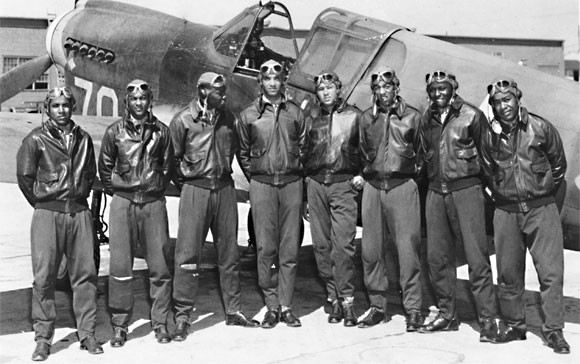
[418,71,498,342]
[236,60,308,329]
[304,71,363,327]
[481,78,570,354]
[98,80,174,346]
[17,87,103,360]
[358,68,424,331]
[169,73,259,341]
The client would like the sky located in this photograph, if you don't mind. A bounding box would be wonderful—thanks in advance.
[1,0,578,56]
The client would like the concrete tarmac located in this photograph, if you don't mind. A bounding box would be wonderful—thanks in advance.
[0,112,579,363]
[0,181,579,364]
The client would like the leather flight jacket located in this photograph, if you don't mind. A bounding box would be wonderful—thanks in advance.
[170,101,237,190]
[304,102,361,184]
[237,96,308,186]
[98,113,174,203]
[16,119,96,213]
[359,97,423,190]
[481,107,567,213]
[421,95,486,193]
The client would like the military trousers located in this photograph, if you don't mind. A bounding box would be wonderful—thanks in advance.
[173,183,241,322]
[361,179,422,313]
[250,179,302,310]
[108,195,172,330]
[307,178,358,301]
[30,208,98,344]
[425,184,497,322]
[494,203,564,334]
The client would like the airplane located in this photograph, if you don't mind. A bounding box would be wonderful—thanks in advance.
[1,0,578,259]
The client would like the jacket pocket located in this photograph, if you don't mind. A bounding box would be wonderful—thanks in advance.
[184,151,206,164]
[114,163,131,176]
[181,151,206,176]
[250,148,266,158]
[288,145,301,170]
[394,147,417,173]
[530,160,550,174]
[455,147,477,160]
[530,159,554,192]
[397,147,416,159]
[454,147,479,176]
[35,169,60,199]
[37,170,59,183]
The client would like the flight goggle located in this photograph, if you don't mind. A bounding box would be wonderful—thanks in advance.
[126,82,150,94]
[46,87,73,99]
[260,62,283,75]
[370,70,399,88]
[487,79,518,95]
[425,70,455,84]
[314,73,338,86]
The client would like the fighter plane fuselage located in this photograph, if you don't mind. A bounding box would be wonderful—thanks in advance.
[27,0,580,249]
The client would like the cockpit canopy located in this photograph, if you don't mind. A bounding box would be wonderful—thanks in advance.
[213,1,299,77]
[287,7,406,110]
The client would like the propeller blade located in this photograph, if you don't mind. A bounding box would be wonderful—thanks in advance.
[0,54,53,103]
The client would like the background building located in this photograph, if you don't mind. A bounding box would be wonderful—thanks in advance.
[0,17,60,112]
[432,35,566,77]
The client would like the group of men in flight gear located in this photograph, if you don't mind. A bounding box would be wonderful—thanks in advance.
[17,57,570,361]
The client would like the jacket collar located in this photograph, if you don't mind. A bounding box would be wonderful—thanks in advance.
[494,106,528,134]
[320,98,346,116]
[44,118,77,139]
[256,94,288,116]
[373,96,407,119]
[123,112,155,128]
[190,99,220,124]
[429,94,464,115]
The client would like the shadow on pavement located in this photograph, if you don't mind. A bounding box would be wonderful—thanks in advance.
[1,240,578,344]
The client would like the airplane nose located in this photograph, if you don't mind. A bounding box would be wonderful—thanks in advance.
[46,6,82,68]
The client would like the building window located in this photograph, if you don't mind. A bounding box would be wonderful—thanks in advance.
[2,56,49,90]
[57,71,66,86]
[491,51,504,57]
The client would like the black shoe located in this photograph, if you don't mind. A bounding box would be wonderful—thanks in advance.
[154,325,172,344]
[544,330,570,354]
[493,326,527,344]
[31,342,50,361]
[172,321,190,342]
[419,314,459,333]
[280,309,302,327]
[357,307,385,328]
[406,312,424,332]
[110,327,127,348]
[226,312,260,327]
[261,310,279,329]
[328,301,343,324]
[342,303,357,327]
[479,319,499,343]
[80,335,104,354]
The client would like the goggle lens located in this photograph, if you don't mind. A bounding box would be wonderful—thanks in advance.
[260,64,283,74]
[371,71,394,83]
[127,83,149,93]
[47,87,73,98]
[314,73,336,86]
